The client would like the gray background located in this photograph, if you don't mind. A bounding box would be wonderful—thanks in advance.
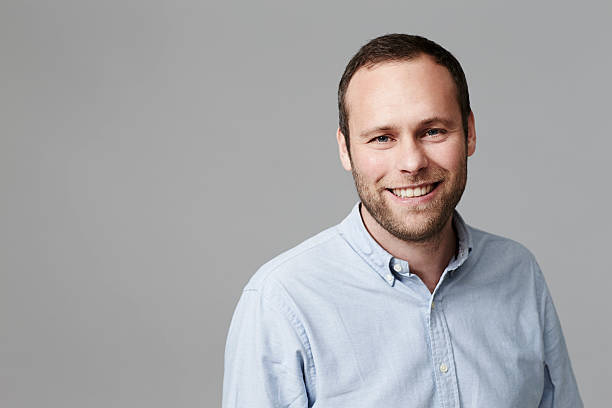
[1,0,609,406]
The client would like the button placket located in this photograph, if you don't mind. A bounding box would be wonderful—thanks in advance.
[428,298,459,407]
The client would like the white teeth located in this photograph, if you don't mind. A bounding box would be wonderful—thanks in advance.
[392,184,434,198]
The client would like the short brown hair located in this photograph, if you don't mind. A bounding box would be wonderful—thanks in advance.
[338,34,471,151]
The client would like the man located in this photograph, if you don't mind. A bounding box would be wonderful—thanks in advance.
[223,34,582,407]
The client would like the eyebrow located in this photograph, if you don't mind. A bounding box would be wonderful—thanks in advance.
[359,116,457,139]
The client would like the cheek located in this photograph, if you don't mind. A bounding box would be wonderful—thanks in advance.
[425,142,466,172]
[353,152,388,181]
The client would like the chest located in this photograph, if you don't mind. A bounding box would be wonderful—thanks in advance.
[300,281,545,407]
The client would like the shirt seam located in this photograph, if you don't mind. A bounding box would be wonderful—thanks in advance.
[259,287,317,399]
[252,229,340,290]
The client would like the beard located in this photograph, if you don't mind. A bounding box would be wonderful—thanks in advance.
[351,156,467,243]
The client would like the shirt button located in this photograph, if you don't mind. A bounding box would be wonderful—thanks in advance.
[393,264,402,272]
[439,363,448,373]
[431,301,435,309]
[386,274,393,282]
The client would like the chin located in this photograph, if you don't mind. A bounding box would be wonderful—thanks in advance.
[395,220,445,242]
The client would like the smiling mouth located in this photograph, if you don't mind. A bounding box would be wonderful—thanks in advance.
[388,182,440,198]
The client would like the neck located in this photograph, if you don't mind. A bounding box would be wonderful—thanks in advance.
[360,204,457,293]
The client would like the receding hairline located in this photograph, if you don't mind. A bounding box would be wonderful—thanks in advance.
[342,54,457,130]
[359,52,433,70]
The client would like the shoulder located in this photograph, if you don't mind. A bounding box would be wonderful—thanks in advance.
[465,224,546,284]
[468,224,537,263]
[459,225,555,318]
[243,224,348,297]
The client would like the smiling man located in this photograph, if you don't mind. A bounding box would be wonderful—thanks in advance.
[223,34,582,407]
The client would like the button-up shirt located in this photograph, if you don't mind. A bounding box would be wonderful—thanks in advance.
[223,202,582,407]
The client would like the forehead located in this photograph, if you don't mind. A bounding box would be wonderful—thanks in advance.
[344,56,460,130]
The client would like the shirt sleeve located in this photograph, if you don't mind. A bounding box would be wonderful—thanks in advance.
[222,287,313,408]
[535,264,583,408]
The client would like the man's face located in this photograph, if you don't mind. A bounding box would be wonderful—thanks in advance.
[337,56,476,242]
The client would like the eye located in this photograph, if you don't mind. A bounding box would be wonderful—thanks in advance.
[370,135,392,143]
[423,128,446,138]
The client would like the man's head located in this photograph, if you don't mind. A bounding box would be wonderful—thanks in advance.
[338,34,471,153]
[336,34,476,243]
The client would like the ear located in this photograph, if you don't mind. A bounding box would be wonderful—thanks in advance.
[336,127,352,171]
[466,111,476,157]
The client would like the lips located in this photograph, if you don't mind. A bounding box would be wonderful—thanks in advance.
[388,182,440,198]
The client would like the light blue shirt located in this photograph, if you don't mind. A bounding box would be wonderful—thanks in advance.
[223,202,582,407]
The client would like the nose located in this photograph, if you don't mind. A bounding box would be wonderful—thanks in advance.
[396,137,428,173]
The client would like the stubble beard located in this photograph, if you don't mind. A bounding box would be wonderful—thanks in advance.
[351,157,468,243]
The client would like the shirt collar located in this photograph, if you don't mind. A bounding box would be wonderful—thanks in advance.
[338,201,473,286]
